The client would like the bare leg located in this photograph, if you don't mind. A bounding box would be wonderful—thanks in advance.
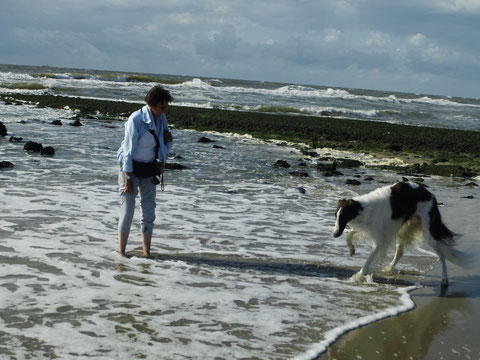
[142,232,152,257]
[118,232,129,256]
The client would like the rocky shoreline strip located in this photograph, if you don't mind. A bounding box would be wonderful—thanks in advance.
[2,93,479,178]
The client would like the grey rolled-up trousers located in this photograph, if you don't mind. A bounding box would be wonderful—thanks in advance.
[118,169,157,235]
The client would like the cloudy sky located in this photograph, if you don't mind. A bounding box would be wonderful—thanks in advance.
[1,0,479,98]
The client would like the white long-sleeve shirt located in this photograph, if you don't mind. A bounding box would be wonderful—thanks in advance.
[117,105,173,172]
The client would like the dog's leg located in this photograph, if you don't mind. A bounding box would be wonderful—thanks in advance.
[354,238,389,281]
[384,241,404,274]
[346,231,357,256]
[423,225,449,288]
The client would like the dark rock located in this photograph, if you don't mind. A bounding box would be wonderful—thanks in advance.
[165,163,186,170]
[316,162,336,172]
[364,176,374,181]
[297,187,307,194]
[9,136,23,143]
[465,182,479,187]
[51,120,63,126]
[24,141,43,152]
[298,162,308,167]
[398,177,409,182]
[70,120,83,127]
[290,171,309,177]
[302,150,319,157]
[212,145,224,149]
[274,160,291,168]
[337,158,364,168]
[0,161,14,168]
[0,122,7,136]
[346,179,362,185]
[388,144,402,152]
[323,170,344,177]
[198,136,214,143]
[40,146,55,156]
[463,195,475,199]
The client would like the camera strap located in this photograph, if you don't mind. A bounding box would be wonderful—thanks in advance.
[148,129,164,191]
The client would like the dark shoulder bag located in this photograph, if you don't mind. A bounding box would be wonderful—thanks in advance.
[132,129,160,179]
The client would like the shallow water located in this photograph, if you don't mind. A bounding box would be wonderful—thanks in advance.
[0,101,452,359]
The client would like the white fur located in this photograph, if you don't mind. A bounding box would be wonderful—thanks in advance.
[334,183,464,287]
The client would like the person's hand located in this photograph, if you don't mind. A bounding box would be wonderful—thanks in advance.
[156,162,164,175]
[124,178,134,194]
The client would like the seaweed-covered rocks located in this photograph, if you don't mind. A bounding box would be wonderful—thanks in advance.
[0,122,7,136]
[24,141,43,152]
[0,161,14,168]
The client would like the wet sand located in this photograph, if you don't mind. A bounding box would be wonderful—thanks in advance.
[319,184,480,360]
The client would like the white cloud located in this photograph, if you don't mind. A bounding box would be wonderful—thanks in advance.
[409,33,426,46]
[323,28,342,43]
[430,0,480,13]
[364,32,389,47]
[1,0,479,97]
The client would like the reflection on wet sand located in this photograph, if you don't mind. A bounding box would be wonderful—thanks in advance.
[322,276,480,359]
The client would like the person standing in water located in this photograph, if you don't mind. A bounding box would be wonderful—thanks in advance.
[116,85,173,257]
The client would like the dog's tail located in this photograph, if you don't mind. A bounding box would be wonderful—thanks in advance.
[429,197,456,246]
[429,197,475,268]
[437,241,475,269]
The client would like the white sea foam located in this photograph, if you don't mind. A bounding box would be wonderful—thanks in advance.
[294,285,419,360]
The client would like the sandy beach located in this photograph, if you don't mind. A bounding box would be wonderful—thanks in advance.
[319,183,480,360]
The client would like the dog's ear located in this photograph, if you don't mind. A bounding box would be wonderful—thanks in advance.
[338,199,347,207]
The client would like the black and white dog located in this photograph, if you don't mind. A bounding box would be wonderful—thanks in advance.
[334,181,469,287]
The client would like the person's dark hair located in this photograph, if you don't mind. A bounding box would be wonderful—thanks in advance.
[145,85,173,106]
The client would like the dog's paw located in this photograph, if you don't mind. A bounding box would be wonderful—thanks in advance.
[382,265,398,274]
[350,272,364,283]
[350,271,375,284]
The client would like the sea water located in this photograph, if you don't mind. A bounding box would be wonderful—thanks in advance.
[1,63,480,131]
[0,65,477,359]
